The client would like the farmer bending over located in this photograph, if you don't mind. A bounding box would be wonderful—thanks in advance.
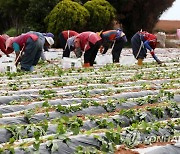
[59,30,79,58]
[6,33,54,71]
[0,34,10,57]
[68,31,102,67]
[99,29,127,63]
[131,31,162,65]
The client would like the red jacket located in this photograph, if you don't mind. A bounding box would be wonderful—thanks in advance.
[12,33,38,50]
[62,30,78,40]
[140,31,157,49]
[74,32,102,51]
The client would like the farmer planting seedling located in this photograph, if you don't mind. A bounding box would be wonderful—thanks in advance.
[131,31,162,65]
[67,31,102,67]
[5,32,54,71]
[59,30,79,58]
[99,29,127,63]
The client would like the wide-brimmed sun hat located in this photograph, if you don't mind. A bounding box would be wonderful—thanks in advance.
[45,37,54,46]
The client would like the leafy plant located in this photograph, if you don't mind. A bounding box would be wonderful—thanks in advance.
[75,146,101,154]
[8,100,21,105]
[56,122,66,135]
[42,100,50,107]
[147,107,164,119]
[99,77,108,84]
[52,79,66,87]
[33,140,40,151]
[6,125,22,141]
[46,141,59,153]
[119,109,135,119]
[96,119,114,129]
[39,89,57,99]
[24,109,35,123]
[102,101,116,112]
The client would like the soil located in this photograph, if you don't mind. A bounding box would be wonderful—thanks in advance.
[135,141,175,149]
[115,142,175,154]
[115,145,139,154]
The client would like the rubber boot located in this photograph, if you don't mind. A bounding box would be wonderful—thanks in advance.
[83,63,90,68]
[137,58,143,66]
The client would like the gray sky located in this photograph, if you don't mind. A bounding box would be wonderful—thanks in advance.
[160,0,180,20]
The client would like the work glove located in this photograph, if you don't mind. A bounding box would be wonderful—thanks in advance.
[150,50,162,64]
[156,59,163,64]
[152,54,162,64]
[150,50,155,56]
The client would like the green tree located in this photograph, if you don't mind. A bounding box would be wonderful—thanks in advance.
[45,0,90,37]
[106,0,175,39]
[0,11,9,33]
[24,0,59,32]
[0,0,30,34]
[72,0,88,4]
[84,0,116,31]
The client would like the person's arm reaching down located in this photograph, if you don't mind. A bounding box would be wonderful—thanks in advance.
[144,40,162,64]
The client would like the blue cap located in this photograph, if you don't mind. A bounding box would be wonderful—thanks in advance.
[43,33,54,38]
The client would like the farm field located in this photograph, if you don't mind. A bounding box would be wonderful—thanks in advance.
[0,48,179,154]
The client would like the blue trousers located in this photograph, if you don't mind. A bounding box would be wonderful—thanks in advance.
[20,37,43,71]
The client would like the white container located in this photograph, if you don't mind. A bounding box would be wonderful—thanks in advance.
[95,54,113,65]
[62,57,82,69]
[156,32,166,48]
[120,55,136,65]
[177,29,180,40]
[44,51,59,60]
[0,56,16,73]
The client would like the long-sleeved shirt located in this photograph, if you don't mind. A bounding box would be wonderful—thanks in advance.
[12,33,38,52]
[101,29,127,42]
[74,32,101,52]
[62,30,79,40]
[139,31,160,62]
[139,31,157,51]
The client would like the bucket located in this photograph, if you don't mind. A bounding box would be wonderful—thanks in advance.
[95,54,113,65]
[0,56,16,72]
[177,29,180,40]
[62,57,82,69]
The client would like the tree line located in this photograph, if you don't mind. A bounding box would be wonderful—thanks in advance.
[0,0,175,41]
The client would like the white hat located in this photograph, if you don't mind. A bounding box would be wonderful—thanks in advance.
[45,36,54,46]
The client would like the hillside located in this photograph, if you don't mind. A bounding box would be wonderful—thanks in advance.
[154,20,180,33]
